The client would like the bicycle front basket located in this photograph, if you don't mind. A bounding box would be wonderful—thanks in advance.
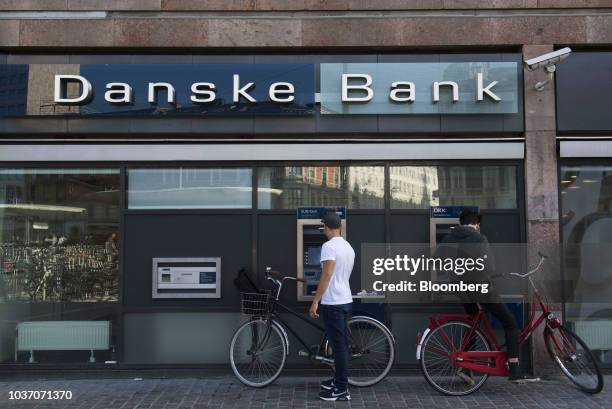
[241,291,272,317]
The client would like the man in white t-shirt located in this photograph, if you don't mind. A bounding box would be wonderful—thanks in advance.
[309,211,354,401]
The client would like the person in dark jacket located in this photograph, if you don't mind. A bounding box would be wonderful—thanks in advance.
[438,209,537,383]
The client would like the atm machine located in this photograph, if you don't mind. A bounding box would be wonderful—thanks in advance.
[429,205,478,249]
[428,206,477,298]
[430,205,524,327]
[296,207,346,301]
[151,257,221,298]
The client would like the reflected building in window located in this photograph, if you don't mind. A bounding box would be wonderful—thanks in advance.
[390,166,440,209]
[127,168,252,209]
[391,165,517,209]
[258,166,384,209]
[560,165,612,364]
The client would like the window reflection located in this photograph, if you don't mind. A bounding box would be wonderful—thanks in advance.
[0,168,120,302]
[258,166,384,209]
[561,165,612,365]
[390,165,517,209]
[127,168,253,209]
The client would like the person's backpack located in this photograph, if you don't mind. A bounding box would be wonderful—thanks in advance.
[233,267,259,293]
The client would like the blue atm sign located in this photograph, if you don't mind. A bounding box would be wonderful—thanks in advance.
[297,207,347,220]
[430,206,479,219]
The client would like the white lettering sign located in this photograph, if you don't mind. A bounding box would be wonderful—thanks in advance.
[54,75,92,104]
[342,74,373,102]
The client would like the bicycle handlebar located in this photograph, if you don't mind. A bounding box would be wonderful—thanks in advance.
[265,267,306,283]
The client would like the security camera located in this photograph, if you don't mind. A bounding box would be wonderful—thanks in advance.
[523,47,572,91]
[524,47,572,71]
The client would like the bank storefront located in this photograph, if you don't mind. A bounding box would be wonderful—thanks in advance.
[0,51,546,369]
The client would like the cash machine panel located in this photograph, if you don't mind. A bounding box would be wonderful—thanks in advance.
[297,207,346,302]
[429,206,478,248]
[152,257,221,298]
[429,206,478,288]
[430,206,524,325]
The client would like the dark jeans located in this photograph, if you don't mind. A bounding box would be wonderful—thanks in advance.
[321,303,352,390]
[464,302,519,359]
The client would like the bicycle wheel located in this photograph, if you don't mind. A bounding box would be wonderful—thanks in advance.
[420,321,492,396]
[229,319,287,388]
[545,325,603,394]
[345,316,395,387]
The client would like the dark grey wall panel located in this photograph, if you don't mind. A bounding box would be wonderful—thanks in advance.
[123,312,243,364]
[390,212,522,244]
[479,212,522,243]
[67,118,132,133]
[557,51,612,133]
[190,117,254,133]
[441,113,505,133]
[316,115,379,133]
[346,213,385,292]
[257,214,297,305]
[123,214,251,308]
[2,118,68,133]
[253,116,316,134]
[390,214,429,243]
[129,118,192,133]
[378,115,441,133]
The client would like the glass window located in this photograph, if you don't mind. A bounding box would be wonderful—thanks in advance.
[0,168,120,302]
[560,165,612,365]
[257,166,385,209]
[390,165,518,209]
[127,168,252,209]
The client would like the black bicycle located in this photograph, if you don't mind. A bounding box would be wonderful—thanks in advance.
[229,267,396,388]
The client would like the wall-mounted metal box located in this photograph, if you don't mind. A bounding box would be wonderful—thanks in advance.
[152,258,221,299]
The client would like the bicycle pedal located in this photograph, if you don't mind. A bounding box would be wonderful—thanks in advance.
[313,355,334,364]
[298,350,310,357]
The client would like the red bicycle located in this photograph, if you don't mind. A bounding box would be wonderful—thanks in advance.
[416,252,604,396]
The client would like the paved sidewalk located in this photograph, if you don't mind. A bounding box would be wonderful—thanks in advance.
[0,375,609,409]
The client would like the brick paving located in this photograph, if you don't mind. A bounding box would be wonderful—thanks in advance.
[0,375,610,409]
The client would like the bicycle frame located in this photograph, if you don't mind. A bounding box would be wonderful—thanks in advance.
[251,269,388,364]
[274,301,328,356]
[419,255,563,377]
[248,271,337,364]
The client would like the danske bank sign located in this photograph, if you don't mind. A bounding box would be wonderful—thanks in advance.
[0,62,519,117]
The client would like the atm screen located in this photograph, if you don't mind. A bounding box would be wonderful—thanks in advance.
[304,246,321,266]
[199,271,216,284]
[303,245,322,296]
[297,210,345,300]
[435,223,457,245]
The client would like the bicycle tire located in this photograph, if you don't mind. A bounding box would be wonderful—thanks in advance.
[420,321,492,396]
[544,325,603,394]
[345,316,395,387]
[229,318,287,388]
